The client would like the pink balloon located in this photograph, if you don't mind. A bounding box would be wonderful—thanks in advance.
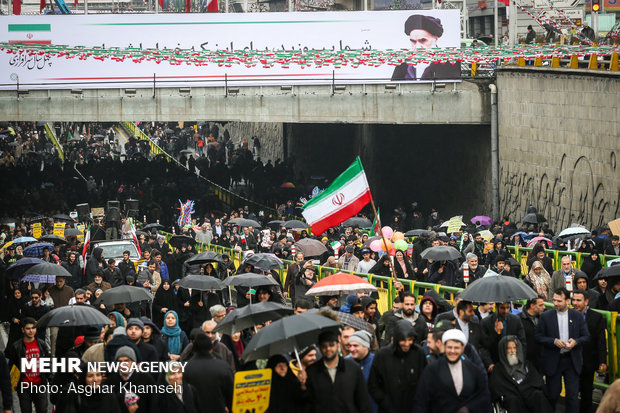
[370,239,383,252]
[381,226,394,239]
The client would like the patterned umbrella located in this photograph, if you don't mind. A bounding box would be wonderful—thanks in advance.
[305,272,376,296]
[23,242,55,257]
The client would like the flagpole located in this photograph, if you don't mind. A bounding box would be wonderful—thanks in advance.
[369,199,401,291]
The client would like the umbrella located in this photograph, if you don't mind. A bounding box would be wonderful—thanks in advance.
[222,273,280,288]
[164,128,175,134]
[283,220,309,230]
[267,220,284,227]
[39,234,68,245]
[180,149,194,155]
[0,217,17,224]
[64,228,83,237]
[178,274,223,291]
[241,313,341,362]
[594,265,620,280]
[334,311,374,334]
[557,227,591,238]
[294,238,328,257]
[420,246,462,261]
[459,275,538,302]
[243,253,283,270]
[6,258,45,279]
[92,134,105,139]
[169,235,196,248]
[280,182,295,188]
[606,258,620,267]
[185,251,225,265]
[143,223,164,232]
[526,237,553,248]
[439,220,465,228]
[404,229,434,237]
[470,215,493,226]
[52,214,74,222]
[30,215,48,222]
[96,285,154,305]
[23,242,55,257]
[522,213,546,224]
[305,272,377,296]
[363,236,382,247]
[36,304,112,328]
[13,236,38,244]
[510,231,528,239]
[214,302,293,335]
[229,217,261,228]
[24,262,72,281]
[343,217,372,228]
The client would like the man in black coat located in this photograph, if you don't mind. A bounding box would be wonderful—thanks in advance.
[62,251,84,289]
[301,331,372,413]
[368,319,426,413]
[184,333,234,413]
[126,318,159,363]
[0,353,12,413]
[414,329,490,412]
[455,253,487,288]
[480,302,526,372]
[572,290,607,413]
[519,296,545,373]
[535,288,590,413]
[106,346,156,413]
[21,289,51,341]
[85,246,105,285]
[452,300,489,364]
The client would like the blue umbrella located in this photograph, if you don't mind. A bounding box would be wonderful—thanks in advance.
[510,231,528,240]
[23,242,55,257]
[13,236,38,244]
[7,257,45,279]
[22,274,57,283]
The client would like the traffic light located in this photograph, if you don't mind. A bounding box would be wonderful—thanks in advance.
[592,0,601,12]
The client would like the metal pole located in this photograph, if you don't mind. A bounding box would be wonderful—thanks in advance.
[489,84,499,221]
[509,1,516,46]
[494,0,499,46]
[592,12,598,42]
[85,0,88,14]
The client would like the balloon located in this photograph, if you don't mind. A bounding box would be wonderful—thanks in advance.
[381,226,394,239]
[389,248,396,257]
[369,240,383,252]
[380,239,393,251]
[392,231,405,241]
[394,239,408,251]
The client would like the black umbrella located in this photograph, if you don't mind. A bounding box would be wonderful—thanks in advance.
[7,258,45,279]
[178,274,223,291]
[459,275,538,302]
[343,217,372,228]
[222,273,280,288]
[36,304,112,328]
[143,223,164,232]
[420,246,462,261]
[184,251,224,265]
[214,302,293,335]
[96,285,153,305]
[0,218,17,225]
[243,253,283,270]
[179,149,194,155]
[404,229,434,237]
[522,213,547,225]
[63,228,83,237]
[23,262,73,283]
[169,235,196,249]
[283,220,309,230]
[304,309,374,334]
[52,214,74,222]
[39,234,68,245]
[267,220,284,227]
[594,264,620,280]
[294,238,327,257]
[229,217,261,228]
[241,313,341,361]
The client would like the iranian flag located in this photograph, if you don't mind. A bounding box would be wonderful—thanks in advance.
[81,224,91,273]
[129,218,142,256]
[302,157,372,236]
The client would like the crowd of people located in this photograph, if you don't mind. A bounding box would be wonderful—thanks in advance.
[0,200,619,413]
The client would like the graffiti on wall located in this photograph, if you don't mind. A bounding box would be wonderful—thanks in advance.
[500,151,619,231]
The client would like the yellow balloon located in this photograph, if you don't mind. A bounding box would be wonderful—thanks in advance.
[392,231,405,241]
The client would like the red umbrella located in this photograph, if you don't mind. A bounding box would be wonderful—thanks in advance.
[280,182,295,188]
[305,272,377,296]
[527,237,552,248]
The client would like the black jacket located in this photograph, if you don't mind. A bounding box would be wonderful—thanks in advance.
[582,308,607,372]
[5,337,51,383]
[489,360,553,413]
[305,356,372,413]
[184,355,234,413]
[0,353,12,411]
[368,336,427,412]
[455,264,487,288]
[62,260,84,289]
[480,313,526,365]
[85,247,105,284]
[518,311,541,372]
[391,61,461,81]
[152,376,201,413]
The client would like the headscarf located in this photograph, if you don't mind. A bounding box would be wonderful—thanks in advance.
[498,335,528,384]
[526,260,551,300]
[109,311,127,328]
[161,310,182,355]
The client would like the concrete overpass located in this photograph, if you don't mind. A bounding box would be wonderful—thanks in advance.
[0,80,492,124]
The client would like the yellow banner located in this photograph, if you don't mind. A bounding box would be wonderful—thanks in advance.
[32,223,42,239]
[232,369,272,413]
[77,224,86,242]
[53,223,65,237]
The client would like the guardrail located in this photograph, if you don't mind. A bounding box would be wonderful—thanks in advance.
[508,245,619,274]
[43,122,64,162]
[160,232,619,385]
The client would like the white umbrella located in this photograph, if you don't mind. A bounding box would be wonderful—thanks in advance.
[557,227,591,238]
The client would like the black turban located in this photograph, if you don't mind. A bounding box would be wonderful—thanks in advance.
[404,14,444,38]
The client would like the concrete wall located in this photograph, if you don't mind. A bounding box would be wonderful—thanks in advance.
[496,67,620,232]
[210,121,285,163]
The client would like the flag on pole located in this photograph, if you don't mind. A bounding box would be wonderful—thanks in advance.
[302,157,372,236]
[129,218,142,256]
[371,208,381,236]
[81,224,90,274]
[207,0,218,12]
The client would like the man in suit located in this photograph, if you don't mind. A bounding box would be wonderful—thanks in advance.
[452,300,491,366]
[572,290,607,413]
[535,288,590,413]
[480,302,526,373]
[519,295,546,373]
[550,256,577,293]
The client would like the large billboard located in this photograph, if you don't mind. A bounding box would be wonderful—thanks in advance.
[0,11,461,89]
